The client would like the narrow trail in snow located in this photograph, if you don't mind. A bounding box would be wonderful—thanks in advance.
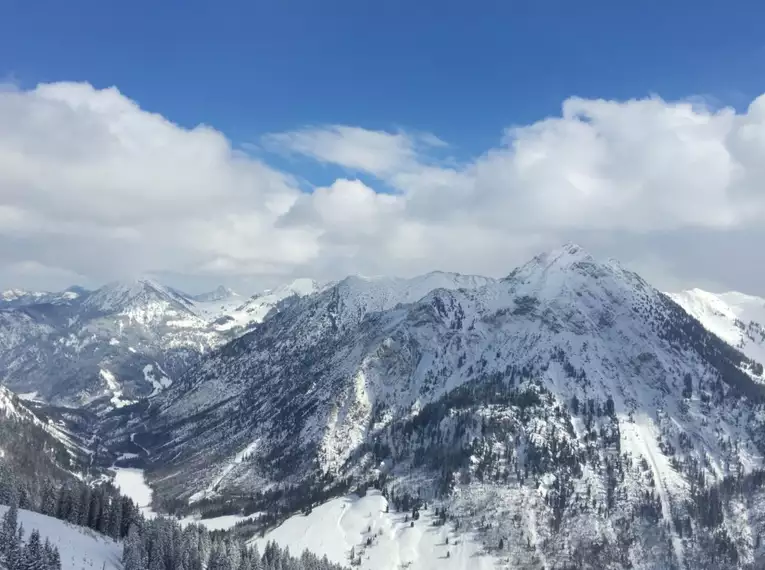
[632,420,685,568]
[130,432,151,456]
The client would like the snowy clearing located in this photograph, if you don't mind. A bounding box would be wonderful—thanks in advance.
[142,364,172,397]
[0,506,123,570]
[250,491,497,570]
[99,369,136,408]
[112,467,156,519]
[178,513,256,530]
[111,466,253,530]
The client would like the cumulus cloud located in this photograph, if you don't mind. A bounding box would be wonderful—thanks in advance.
[272,95,765,291]
[2,82,765,293]
[0,82,315,288]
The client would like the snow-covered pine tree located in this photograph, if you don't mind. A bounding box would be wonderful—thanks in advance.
[107,499,122,540]
[22,529,44,570]
[122,524,143,570]
[1,495,19,544]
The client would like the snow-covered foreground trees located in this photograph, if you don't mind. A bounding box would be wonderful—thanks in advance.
[0,501,62,570]
[122,515,348,570]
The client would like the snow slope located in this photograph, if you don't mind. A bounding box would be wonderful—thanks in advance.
[0,506,122,570]
[669,288,765,368]
[251,491,496,570]
[209,278,321,333]
[0,385,85,457]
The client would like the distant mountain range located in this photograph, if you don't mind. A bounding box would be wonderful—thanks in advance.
[0,278,319,407]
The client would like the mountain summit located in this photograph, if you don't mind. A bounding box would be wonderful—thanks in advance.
[191,285,240,303]
[133,245,765,568]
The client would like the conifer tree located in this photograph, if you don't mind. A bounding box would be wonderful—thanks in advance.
[1,495,19,555]
[123,524,144,570]
[22,529,44,570]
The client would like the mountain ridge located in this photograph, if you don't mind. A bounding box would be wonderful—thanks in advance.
[5,245,765,567]
[668,288,765,371]
[111,244,765,568]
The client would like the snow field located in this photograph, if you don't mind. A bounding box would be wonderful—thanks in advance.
[112,467,156,519]
[111,466,255,530]
[250,491,498,570]
[0,506,123,570]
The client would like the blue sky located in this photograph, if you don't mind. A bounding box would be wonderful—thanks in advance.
[2,0,765,294]
[3,0,764,155]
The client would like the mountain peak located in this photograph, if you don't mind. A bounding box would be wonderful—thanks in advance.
[506,243,605,281]
[82,277,192,315]
[281,278,320,296]
[1,289,35,301]
[537,242,595,267]
[191,285,239,303]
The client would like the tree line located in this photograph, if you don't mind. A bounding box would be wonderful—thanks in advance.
[1,461,348,570]
[123,517,348,570]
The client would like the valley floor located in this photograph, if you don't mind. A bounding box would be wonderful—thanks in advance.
[112,467,157,519]
[111,466,256,530]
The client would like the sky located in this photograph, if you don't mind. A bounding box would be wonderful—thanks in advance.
[1,0,765,294]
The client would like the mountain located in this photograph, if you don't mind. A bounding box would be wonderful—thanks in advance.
[0,279,226,407]
[190,286,240,304]
[0,384,94,507]
[0,287,85,309]
[153,271,495,423]
[0,385,85,458]
[207,278,322,334]
[668,288,765,369]
[0,276,333,408]
[132,244,765,569]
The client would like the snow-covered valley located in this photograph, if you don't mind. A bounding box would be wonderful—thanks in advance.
[112,465,258,530]
[112,467,156,519]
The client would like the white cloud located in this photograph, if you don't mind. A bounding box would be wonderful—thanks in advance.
[3,83,765,293]
[0,82,316,289]
[272,95,765,291]
[264,125,444,178]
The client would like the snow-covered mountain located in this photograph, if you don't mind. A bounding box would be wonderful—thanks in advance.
[0,276,335,408]
[207,278,322,334]
[0,279,222,407]
[190,285,240,304]
[669,288,765,369]
[0,384,93,500]
[154,271,495,422]
[0,287,85,308]
[131,244,765,569]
